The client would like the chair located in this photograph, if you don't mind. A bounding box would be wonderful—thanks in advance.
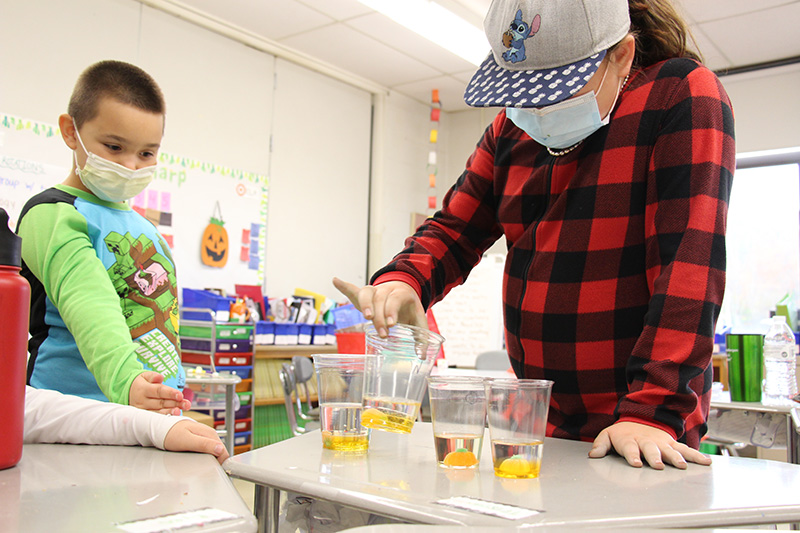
[475,349,511,370]
[291,356,320,421]
[279,363,319,436]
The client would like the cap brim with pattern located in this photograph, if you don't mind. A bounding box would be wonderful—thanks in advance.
[464,50,606,109]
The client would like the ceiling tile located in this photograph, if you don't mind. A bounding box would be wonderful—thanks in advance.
[699,3,800,68]
[180,0,334,41]
[296,0,373,20]
[345,12,483,75]
[688,25,732,71]
[675,0,792,24]
[157,0,800,112]
[451,69,478,84]
[393,74,475,112]
[279,24,440,87]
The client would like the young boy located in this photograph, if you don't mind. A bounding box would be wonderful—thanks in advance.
[16,60,188,414]
[24,386,229,464]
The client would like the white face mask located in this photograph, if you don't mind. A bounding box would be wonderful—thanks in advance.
[505,65,622,150]
[72,120,157,202]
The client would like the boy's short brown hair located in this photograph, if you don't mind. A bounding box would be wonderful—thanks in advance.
[68,60,165,128]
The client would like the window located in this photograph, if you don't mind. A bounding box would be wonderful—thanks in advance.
[718,149,800,334]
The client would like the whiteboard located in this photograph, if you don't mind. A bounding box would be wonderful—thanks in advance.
[431,253,506,367]
[0,113,268,293]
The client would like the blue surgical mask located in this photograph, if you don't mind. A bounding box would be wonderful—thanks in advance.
[505,66,621,150]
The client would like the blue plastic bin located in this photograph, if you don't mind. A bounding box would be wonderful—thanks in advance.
[255,321,276,345]
[298,324,313,345]
[182,288,235,321]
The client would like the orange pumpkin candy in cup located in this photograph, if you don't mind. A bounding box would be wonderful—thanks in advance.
[443,448,479,468]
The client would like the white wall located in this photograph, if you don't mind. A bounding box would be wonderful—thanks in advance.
[718,63,800,153]
[0,0,390,303]
[368,91,436,272]
[268,58,372,298]
[5,0,796,306]
[442,107,507,255]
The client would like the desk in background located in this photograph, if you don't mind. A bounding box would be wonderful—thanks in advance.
[707,391,800,465]
[1,444,256,533]
[227,421,800,533]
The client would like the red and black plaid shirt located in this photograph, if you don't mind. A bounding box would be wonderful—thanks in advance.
[374,58,735,447]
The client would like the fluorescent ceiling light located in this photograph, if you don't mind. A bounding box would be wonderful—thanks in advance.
[358,0,489,66]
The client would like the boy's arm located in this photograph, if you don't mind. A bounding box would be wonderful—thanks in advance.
[20,202,148,403]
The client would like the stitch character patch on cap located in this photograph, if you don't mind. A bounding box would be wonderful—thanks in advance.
[502,10,541,64]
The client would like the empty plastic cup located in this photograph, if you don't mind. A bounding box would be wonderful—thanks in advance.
[361,324,444,433]
[485,379,553,479]
[313,354,372,452]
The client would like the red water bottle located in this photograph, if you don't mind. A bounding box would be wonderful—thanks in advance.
[0,208,30,470]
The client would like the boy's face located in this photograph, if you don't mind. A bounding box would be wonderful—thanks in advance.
[63,96,164,173]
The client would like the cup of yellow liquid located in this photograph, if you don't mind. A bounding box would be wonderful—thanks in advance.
[427,376,486,469]
[313,354,373,452]
[361,324,444,434]
[485,379,553,479]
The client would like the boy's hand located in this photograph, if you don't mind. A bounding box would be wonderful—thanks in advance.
[129,371,192,415]
[163,420,229,464]
[589,421,713,469]
[333,277,427,337]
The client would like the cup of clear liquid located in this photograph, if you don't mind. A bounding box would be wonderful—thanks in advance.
[427,376,486,469]
[361,324,445,434]
[485,378,553,479]
[313,354,372,452]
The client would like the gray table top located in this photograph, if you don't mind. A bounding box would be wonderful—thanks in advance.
[1,444,256,533]
[226,421,800,529]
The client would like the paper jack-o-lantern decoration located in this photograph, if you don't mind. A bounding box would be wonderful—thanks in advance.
[201,201,229,268]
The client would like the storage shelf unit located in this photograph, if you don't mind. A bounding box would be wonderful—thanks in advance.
[180,305,255,455]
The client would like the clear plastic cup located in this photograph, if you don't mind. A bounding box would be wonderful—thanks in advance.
[485,379,553,479]
[313,354,372,452]
[427,376,486,469]
[362,324,444,433]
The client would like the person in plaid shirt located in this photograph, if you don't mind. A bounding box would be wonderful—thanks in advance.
[336,0,734,469]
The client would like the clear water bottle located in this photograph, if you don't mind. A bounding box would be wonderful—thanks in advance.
[762,315,798,405]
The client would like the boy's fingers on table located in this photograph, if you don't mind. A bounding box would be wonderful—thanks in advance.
[658,445,687,470]
[588,430,611,459]
[639,440,665,470]
[677,443,712,466]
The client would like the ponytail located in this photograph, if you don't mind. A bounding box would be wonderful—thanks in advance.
[627,0,703,68]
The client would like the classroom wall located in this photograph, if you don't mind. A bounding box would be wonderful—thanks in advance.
[0,0,427,304]
[368,91,443,272]
[4,0,797,313]
[718,62,800,153]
